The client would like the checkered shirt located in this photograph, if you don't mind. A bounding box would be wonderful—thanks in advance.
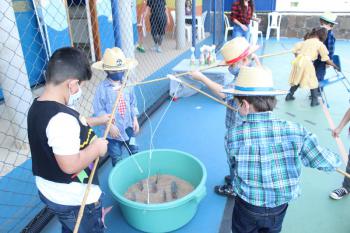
[230,1,252,25]
[225,111,341,207]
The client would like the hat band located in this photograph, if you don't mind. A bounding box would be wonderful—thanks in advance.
[102,63,126,69]
[226,47,250,64]
[234,85,274,92]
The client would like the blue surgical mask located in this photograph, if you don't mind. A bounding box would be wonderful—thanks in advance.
[228,65,240,77]
[108,72,125,81]
[67,84,82,107]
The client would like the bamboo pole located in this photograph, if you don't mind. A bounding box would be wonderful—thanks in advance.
[258,50,293,59]
[73,71,131,233]
[319,97,350,179]
[172,77,238,111]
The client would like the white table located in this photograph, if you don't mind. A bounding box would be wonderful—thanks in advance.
[170,59,234,98]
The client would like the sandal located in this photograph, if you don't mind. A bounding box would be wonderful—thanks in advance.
[214,184,235,197]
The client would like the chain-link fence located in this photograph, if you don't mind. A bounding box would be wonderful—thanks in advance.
[0,0,224,232]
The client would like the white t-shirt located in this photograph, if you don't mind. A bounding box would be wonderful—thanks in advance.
[35,112,101,206]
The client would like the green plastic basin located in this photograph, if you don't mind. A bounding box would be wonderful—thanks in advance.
[108,149,207,233]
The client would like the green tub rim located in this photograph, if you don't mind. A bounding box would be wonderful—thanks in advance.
[108,149,207,211]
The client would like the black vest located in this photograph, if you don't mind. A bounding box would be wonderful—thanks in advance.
[28,99,98,185]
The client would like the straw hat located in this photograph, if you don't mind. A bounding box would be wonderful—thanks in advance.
[320,12,338,25]
[92,47,138,71]
[220,37,259,65]
[221,66,287,96]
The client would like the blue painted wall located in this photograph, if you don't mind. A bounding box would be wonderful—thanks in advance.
[13,0,48,87]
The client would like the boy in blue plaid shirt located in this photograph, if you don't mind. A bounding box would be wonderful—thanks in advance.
[190,37,260,197]
[222,66,341,233]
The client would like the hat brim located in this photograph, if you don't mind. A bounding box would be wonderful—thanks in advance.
[320,16,338,25]
[92,58,138,71]
[221,88,288,96]
[225,45,260,66]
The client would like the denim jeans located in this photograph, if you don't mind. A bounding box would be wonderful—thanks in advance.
[343,153,350,191]
[232,23,250,40]
[232,197,288,233]
[39,192,104,233]
[107,127,138,165]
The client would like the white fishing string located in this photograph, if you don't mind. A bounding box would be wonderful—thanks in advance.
[138,79,182,204]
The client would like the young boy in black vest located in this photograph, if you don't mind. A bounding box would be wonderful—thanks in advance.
[27,47,108,233]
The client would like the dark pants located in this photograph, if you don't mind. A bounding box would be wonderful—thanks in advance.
[343,153,350,191]
[150,14,167,45]
[39,192,104,233]
[314,59,326,82]
[107,127,138,166]
[232,197,288,233]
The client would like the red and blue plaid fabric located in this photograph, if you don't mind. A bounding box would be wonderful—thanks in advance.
[230,1,252,26]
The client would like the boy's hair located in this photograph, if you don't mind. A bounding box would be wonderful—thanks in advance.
[320,18,334,27]
[236,95,277,112]
[46,47,92,85]
[303,27,328,42]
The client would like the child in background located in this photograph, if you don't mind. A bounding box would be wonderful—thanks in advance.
[285,27,339,107]
[92,47,140,167]
[329,108,350,200]
[190,37,260,197]
[136,0,147,53]
[223,66,341,233]
[314,12,337,85]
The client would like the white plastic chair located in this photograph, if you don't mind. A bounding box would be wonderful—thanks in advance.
[171,10,192,42]
[224,14,233,42]
[266,12,282,41]
[249,14,263,46]
[197,11,207,39]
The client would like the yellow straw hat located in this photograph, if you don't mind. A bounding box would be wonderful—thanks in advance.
[220,37,259,65]
[92,47,138,71]
[320,12,338,25]
[222,66,287,96]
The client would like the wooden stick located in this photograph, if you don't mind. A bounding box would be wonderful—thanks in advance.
[73,70,130,233]
[174,78,237,111]
[127,62,227,87]
[258,50,293,59]
[319,97,349,164]
[336,168,350,179]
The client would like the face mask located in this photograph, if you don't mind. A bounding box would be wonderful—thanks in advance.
[67,84,82,107]
[108,72,125,81]
[228,65,240,77]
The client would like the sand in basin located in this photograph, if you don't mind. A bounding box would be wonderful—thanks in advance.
[124,174,194,204]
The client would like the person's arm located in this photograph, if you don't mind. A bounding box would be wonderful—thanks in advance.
[190,71,225,99]
[86,114,111,127]
[55,138,108,174]
[165,6,171,27]
[231,3,248,31]
[299,128,342,171]
[332,108,350,137]
[47,113,108,174]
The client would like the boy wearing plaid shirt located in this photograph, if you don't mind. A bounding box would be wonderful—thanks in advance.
[223,66,341,233]
[191,37,260,197]
[92,48,140,166]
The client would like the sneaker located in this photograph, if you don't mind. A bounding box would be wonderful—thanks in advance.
[224,175,232,184]
[214,184,235,197]
[136,45,145,53]
[329,187,349,200]
[156,46,162,53]
[285,93,295,101]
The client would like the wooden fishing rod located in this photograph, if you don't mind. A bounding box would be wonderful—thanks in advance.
[319,97,350,179]
[73,70,131,233]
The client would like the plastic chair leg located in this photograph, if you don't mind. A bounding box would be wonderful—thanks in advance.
[266,27,270,40]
